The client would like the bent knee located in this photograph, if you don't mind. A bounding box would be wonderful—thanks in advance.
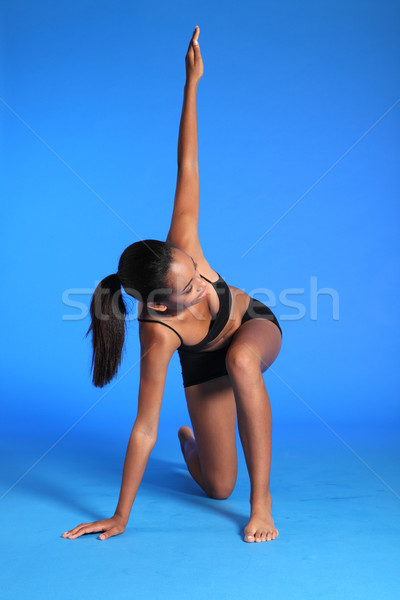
[205,484,235,500]
[203,476,236,500]
[225,346,258,375]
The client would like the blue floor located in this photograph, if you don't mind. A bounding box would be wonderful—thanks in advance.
[1,421,399,599]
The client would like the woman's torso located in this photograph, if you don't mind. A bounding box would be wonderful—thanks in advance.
[137,273,251,353]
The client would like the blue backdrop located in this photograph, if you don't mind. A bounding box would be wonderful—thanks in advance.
[2,0,398,436]
[1,1,399,598]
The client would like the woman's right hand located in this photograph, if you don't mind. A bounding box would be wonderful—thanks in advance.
[61,514,126,541]
[185,25,203,84]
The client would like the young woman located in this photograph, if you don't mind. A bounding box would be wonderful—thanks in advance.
[62,26,282,544]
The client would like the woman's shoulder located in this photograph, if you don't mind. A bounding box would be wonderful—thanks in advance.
[136,301,184,350]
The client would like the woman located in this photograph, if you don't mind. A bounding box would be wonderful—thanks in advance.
[62,26,282,544]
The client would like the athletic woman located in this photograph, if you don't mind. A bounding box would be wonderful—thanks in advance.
[62,26,282,544]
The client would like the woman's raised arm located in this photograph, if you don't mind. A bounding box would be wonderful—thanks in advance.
[166,26,206,258]
[177,26,203,169]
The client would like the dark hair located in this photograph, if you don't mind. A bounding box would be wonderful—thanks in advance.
[85,239,175,387]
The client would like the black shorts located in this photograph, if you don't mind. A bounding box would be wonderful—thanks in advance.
[178,297,282,388]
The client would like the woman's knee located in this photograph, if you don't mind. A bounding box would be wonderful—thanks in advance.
[203,476,236,500]
[225,345,259,378]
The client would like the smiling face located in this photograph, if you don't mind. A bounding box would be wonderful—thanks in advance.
[146,248,207,314]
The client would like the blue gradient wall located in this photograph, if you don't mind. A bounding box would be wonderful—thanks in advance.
[1,0,399,442]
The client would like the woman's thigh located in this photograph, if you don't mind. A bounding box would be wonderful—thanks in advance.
[181,319,281,493]
[184,374,238,494]
[226,319,282,375]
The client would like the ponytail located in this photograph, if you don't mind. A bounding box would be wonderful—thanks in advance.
[85,273,127,388]
[84,239,174,387]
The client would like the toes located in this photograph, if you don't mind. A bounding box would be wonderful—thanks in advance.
[270,530,278,540]
[178,426,194,447]
[177,427,186,443]
[245,526,279,543]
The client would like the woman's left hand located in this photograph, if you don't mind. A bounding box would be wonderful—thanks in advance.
[185,26,204,84]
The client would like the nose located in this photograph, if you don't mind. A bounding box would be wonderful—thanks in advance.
[195,273,203,289]
[197,277,205,292]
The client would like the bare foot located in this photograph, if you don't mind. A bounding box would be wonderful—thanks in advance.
[244,497,279,543]
[178,425,195,459]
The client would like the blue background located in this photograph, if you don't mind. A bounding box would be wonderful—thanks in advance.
[1,1,399,598]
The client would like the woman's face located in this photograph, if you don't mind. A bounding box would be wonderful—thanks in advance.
[148,248,207,313]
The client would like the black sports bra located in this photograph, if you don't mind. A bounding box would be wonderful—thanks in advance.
[137,273,232,353]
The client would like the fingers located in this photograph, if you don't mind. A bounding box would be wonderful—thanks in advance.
[61,522,89,538]
[99,527,121,541]
[187,25,200,53]
[62,519,125,541]
[62,522,104,539]
[192,25,200,45]
[192,26,200,50]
